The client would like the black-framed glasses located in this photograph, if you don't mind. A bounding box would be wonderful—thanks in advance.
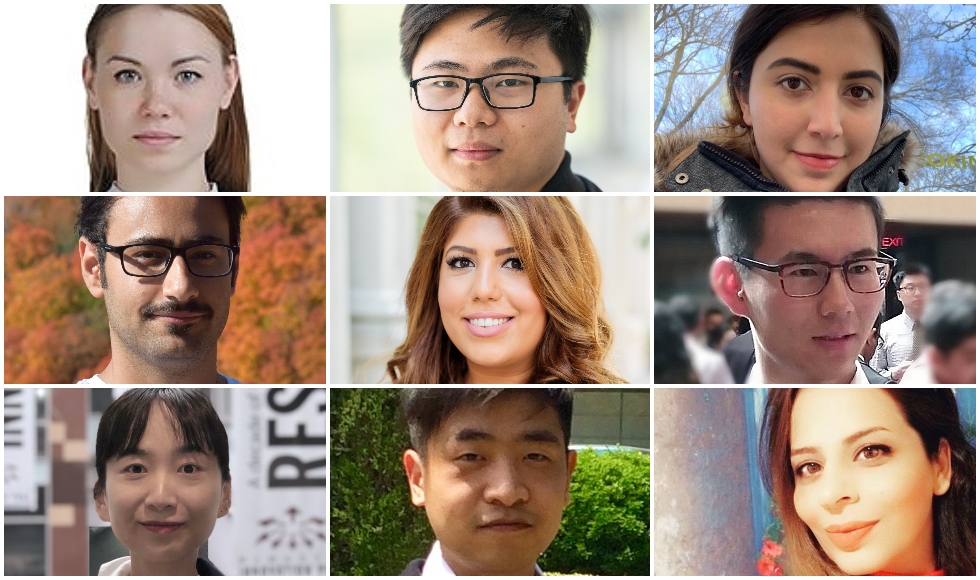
[731,252,897,298]
[102,243,239,278]
[409,73,572,111]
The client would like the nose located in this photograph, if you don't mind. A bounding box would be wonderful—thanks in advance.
[818,267,856,318]
[470,262,501,302]
[453,82,497,128]
[817,464,858,514]
[140,79,173,118]
[483,459,529,507]
[807,89,843,140]
[145,473,178,512]
[161,255,200,303]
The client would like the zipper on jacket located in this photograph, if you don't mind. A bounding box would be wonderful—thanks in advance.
[699,142,787,191]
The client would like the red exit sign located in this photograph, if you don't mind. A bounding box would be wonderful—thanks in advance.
[882,236,904,247]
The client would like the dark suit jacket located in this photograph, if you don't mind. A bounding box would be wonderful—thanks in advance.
[723,331,891,384]
[401,558,425,576]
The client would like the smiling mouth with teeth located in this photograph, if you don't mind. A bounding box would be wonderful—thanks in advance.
[467,317,513,327]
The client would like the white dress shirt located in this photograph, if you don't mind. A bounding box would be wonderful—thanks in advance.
[421,541,543,576]
[871,310,918,378]
[746,360,870,384]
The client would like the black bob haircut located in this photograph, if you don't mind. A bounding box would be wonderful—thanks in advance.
[75,196,247,288]
[922,280,976,354]
[401,389,574,461]
[93,389,231,501]
[399,4,592,103]
[708,196,885,271]
[893,262,933,289]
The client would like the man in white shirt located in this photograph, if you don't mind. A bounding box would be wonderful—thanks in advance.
[667,295,735,384]
[872,263,932,381]
[76,196,246,383]
[709,197,894,384]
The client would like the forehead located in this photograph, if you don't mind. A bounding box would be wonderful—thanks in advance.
[444,214,512,248]
[756,200,877,261]
[412,9,561,76]
[97,6,223,62]
[791,388,904,442]
[106,197,231,244]
[757,15,884,76]
[432,393,560,442]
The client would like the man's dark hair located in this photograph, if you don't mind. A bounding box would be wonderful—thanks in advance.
[892,262,933,289]
[667,294,699,332]
[399,5,592,103]
[921,280,975,354]
[401,388,573,461]
[93,388,230,501]
[708,197,885,272]
[75,196,247,288]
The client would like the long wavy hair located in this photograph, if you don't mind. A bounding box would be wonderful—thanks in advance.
[85,4,250,192]
[761,388,976,575]
[386,196,625,384]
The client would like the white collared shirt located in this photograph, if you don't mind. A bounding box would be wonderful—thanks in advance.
[871,310,918,376]
[421,541,543,576]
[77,373,241,384]
[746,360,869,384]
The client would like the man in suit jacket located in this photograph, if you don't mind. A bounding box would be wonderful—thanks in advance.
[708,197,894,384]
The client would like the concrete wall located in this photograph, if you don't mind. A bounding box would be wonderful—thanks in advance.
[572,389,650,448]
[653,388,756,575]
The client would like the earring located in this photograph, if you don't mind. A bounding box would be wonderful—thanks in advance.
[737,289,745,298]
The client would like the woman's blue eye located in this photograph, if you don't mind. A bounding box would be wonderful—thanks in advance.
[177,71,203,84]
[114,70,141,84]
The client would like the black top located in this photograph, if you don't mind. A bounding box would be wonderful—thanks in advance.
[400,558,426,576]
[541,151,602,192]
[196,557,224,576]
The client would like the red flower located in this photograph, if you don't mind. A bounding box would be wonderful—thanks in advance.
[756,555,783,576]
[762,538,783,558]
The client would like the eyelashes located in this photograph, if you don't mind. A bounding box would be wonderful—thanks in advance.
[112,69,204,86]
[776,76,875,101]
[793,444,893,478]
[445,255,524,272]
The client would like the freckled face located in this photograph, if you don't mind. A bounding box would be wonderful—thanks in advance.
[95,403,230,567]
[790,389,948,575]
[738,15,885,191]
[410,8,583,192]
[438,214,547,378]
[410,392,576,575]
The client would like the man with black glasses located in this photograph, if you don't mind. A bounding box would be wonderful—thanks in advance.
[871,263,933,381]
[76,197,245,383]
[708,197,893,384]
[400,5,602,192]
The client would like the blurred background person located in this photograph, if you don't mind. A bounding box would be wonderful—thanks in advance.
[667,295,734,383]
[654,301,697,383]
[872,263,933,381]
[901,280,976,384]
[703,307,729,351]
[859,313,884,365]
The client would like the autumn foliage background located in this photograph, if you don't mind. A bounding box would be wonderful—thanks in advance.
[4,196,326,383]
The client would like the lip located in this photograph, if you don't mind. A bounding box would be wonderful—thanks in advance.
[825,520,877,551]
[480,519,532,532]
[141,522,184,534]
[452,141,502,162]
[812,333,856,354]
[464,312,516,338]
[134,132,180,147]
[794,151,842,171]
[154,312,205,324]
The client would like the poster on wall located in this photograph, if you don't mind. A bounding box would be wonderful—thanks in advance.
[4,388,38,512]
[212,388,326,575]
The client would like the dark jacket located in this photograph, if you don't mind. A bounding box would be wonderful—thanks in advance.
[541,151,602,192]
[196,558,224,576]
[723,331,892,384]
[655,120,921,192]
[400,558,426,576]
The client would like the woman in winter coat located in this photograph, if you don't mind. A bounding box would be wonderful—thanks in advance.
[656,5,921,192]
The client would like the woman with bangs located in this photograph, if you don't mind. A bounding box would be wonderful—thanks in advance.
[83,4,250,192]
[760,388,975,575]
[386,196,626,384]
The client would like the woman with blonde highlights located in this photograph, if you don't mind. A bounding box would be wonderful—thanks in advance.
[84,4,249,192]
[761,388,975,575]
[387,196,625,384]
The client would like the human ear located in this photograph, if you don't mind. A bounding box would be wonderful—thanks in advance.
[710,257,749,318]
[932,438,952,496]
[83,56,98,111]
[79,237,106,298]
[565,81,586,133]
[563,450,577,506]
[221,55,240,110]
[733,71,752,127]
[403,449,426,507]
[218,477,232,518]
[95,489,111,523]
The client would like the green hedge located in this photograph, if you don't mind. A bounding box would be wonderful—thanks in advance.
[330,388,433,575]
[540,449,651,576]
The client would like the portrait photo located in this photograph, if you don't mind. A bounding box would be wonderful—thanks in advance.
[4,196,326,384]
[330,196,650,384]
[331,4,650,192]
[655,5,976,192]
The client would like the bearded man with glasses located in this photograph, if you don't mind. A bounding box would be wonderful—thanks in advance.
[400,5,601,192]
[708,196,893,384]
[76,196,245,384]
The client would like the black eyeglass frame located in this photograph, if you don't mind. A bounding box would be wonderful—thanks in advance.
[408,73,573,111]
[102,243,240,278]
[731,252,897,298]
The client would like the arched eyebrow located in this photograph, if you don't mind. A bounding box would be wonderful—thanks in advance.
[420,56,540,75]
[766,57,882,85]
[105,55,211,68]
[791,426,891,458]
[445,245,517,257]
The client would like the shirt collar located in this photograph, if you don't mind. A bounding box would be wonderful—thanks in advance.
[540,151,600,192]
[421,541,543,576]
[747,360,868,384]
